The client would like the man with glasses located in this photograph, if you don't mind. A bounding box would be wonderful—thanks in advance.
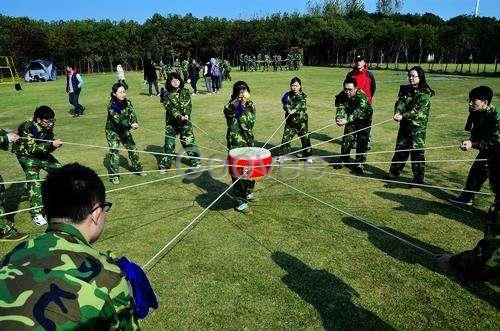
[334,77,374,174]
[0,163,152,329]
[12,106,63,226]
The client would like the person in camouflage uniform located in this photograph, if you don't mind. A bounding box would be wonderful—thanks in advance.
[0,129,28,241]
[224,81,256,213]
[181,59,189,82]
[449,86,499,206]
[438,142,500,282]
[106,82,145,185]
[0,163,156,329]
[160,73,201,169]
[334,77,373,174]
[386,66,434,184]
[278,77,313,163]
[12,106,63,226]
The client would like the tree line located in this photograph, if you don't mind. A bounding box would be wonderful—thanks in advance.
[0,4,498,75]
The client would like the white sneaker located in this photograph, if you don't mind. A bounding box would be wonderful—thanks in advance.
[305,157,314,164]
[276,156,289,164]
[246,193,254,201]
[33,214,47,226]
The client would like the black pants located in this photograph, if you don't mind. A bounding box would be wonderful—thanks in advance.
[69,90,84,115]
[148,80,159,96]
[459,150,489,201]
[190,77,198,93]
[211,75,220,91]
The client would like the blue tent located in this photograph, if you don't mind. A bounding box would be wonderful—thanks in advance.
[23,59,57,82]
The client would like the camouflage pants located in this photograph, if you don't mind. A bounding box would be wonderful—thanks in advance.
[280,121,312,157]
[340,121,371,164]
[389,125,426,180]
[0,173,7,230]
[17,155,61,216]
[457,150,489,201]
[160,124,201,168]
[106,129,142,179]
[231,176,255,206]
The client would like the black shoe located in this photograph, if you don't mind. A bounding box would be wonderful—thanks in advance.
[409,176,424,188]
[448,196,473,206]
[383,172,399,180]
[353,165,364,175]
[333,163,343,169]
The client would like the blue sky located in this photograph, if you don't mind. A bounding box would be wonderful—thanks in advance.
[1,0,498,22]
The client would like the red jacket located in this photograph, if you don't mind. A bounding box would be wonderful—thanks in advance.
[346,66,376,104]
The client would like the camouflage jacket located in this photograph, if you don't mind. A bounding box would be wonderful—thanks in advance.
[450,206,500,282]
[106,100,138,134]
[468,105,499,152]
[11,120,56,158]
[335,89,373,123]
[163,88,192,128]
[282,91,308,125]
[0,222,139,330]
[224,99,256,149]
[394,85,432,129]
[0,129,9,151]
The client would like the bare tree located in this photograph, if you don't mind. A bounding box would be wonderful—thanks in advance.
[376,0,404,14]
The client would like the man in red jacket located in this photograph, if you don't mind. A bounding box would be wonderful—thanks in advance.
[345,55,376,104]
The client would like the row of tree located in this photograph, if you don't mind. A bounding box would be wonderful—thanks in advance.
[0,1,498,75]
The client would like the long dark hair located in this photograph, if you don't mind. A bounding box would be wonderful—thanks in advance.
[409,66,435,96]
[166,72,185,92]
[290,76,302,92]
[231,80,250,100]
[110,82,127,103]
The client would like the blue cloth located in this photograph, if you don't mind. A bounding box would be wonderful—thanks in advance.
[281,92,290,105]
[117,256,158,319]
[236,101,244,118]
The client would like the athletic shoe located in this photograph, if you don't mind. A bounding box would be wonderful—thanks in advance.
[0,226,29,242]
[235,203,249,213]
[246,193,255,201]
[448,197,473,206]
[110,177,120,185]
[333,162,343,169]
[276,156,289,164]
[134,169,147,176]
[305,157,314,164]
[32,214,47,226]
[353,165,364,175]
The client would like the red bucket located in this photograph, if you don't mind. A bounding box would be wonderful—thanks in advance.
[227,147,273,180]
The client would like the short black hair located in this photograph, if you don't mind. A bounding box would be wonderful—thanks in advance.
[110,82,128,102]
[469,86,493,104]
[343,77,357,88]
[42,163,106,223]
[231,81,250,100]
[166,72,185,92]
[290,76,302,86]
[34,105,55,121]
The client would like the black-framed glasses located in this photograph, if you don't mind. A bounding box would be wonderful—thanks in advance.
[90,201,113,213]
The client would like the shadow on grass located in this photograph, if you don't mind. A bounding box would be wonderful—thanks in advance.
[342,217,500,310]
[182,170,234,210]
[373,190,484,231]
[102,152,135,176]
[272,251,394,330]
[4,183,26,223]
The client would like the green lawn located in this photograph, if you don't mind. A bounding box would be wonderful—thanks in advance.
[0,67,499,329]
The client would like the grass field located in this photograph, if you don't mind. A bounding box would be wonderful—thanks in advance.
[1,67,499,329]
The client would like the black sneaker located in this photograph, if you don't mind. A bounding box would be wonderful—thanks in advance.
[0,226,29,242]
[353,165,364,175]
[448,197,473,206]
[333,162,344,169]
[383,172,399,180]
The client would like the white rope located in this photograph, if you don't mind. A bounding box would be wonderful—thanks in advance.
[141,127,226,155]
[283,144,460,161]
[262,112,292,149]
[0,165,224,218]
[143,171,246,270]
[268,120,337,151]
[278,165,493,196]
[266,174,437,256]
[285,118,394,157]
[18,137,223,163]
[295,159,486,166]
[187,119,229,152]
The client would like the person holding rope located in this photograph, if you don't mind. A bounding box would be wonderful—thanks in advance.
[333,77,373,174]
[12,106,63,226]
[0,129,28,241]
[386,66,434,185]
[449,86,498,206]
[159,72,201,170]
[105,82,145,185]
[0,163,157,328]
[224,81,256,213]
[277,77,313,164]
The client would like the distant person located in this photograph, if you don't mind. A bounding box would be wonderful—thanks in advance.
[106,82,146,185]
[334,77,373,174]
[187,59,201,94]
[0,163,157,329]
[346,55,376,104]
[203,61,212,93]
[449,86,498,206]
[66,65,85,117]
[385,66,434,185]
[143,58,159,96]
[0,129,28,241]
[12,106,63,226]
[116,64,128,89]
[210,58,221,93]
